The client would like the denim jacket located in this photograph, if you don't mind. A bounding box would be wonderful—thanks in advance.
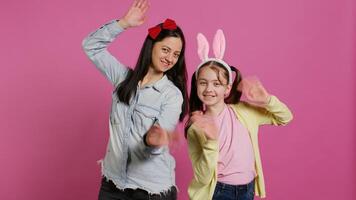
[82,20,183,193]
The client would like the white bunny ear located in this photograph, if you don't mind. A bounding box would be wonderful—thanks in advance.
[213,29,226,59]
[197,33,209,61]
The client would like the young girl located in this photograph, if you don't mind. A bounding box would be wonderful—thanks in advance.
[186,30,293,200]
[82,0,188,199]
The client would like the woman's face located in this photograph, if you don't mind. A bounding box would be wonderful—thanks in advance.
[151,36,182,73]
[197,66,231,107]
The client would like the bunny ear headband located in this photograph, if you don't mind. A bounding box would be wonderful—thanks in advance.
[196,29,233,85]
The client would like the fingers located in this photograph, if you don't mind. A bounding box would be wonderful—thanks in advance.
[151,124,164,133]
[141,0,149,12]
[239,76,272,106]
[147,125,165,146]
[239,76,260,95]
[190,111,204,123]
[137,0,148,9]
[190,115,199,122]
[132,0,149,13]
[191,111,203,116]
[133,0,139,7]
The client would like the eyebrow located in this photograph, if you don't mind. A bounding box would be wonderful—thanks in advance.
[162,45,181,53]
[198,78,219,82]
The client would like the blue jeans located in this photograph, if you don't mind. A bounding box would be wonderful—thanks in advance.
[212,179,255,200]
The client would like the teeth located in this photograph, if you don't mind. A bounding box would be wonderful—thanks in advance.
[161,60,169,65]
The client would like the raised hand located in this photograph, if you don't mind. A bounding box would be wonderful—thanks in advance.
[190,111,219,140]
[119,0,150,29]
[237,77,271,106]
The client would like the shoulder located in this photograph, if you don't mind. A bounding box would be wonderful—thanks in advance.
[161,79,183,101]
[166,79,182,94]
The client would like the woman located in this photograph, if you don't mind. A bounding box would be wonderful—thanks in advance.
[82,0,188,199]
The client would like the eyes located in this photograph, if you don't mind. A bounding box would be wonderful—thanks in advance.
[198,81,224,87]
[161,47,180,59]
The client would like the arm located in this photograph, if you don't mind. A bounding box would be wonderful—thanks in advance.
[259,95,293,125]
[238,77,293,126]
[82,20,128,86]
[187,125,219,184]
[82,0,149,86]
[244,95,293,126]
[144,88,183,155]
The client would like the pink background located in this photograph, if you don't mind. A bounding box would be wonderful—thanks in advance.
[1,0,355,199]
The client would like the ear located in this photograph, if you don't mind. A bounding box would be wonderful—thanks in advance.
[213,29,226,59]
[224,84,232,97]
[197,33,209,61]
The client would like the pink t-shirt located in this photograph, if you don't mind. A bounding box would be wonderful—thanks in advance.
[213,105,256,185]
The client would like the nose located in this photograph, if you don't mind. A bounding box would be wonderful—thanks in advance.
[165,53,174,64]
[205,83,213,92]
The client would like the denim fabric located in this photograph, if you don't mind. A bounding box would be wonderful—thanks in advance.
[99,178,177,200]
[212,180,255,200]
[82,20,183,193]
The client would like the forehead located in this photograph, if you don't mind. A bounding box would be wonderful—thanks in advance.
[155,37,182,51]
[198,66,225,81]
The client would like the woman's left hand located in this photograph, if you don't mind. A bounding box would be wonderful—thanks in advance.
[238,77,271,106]
[145,124,170,147]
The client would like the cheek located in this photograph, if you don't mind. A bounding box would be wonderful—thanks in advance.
[169,57,179,66]
[197,85,204,93]
[152,48,162,58]
[196,87,203,97]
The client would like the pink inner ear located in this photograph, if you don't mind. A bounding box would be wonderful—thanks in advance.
[213,29,226,59]
[197,33,209,61]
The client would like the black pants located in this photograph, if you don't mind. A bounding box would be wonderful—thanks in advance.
[98,177,177,200]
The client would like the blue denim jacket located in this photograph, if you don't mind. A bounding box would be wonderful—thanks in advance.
[82,20,183,193]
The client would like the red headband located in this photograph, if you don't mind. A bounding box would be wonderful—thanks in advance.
[148,18,177,39]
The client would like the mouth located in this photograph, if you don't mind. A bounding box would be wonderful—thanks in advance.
[160,60,171,68]
[203,94,216,98]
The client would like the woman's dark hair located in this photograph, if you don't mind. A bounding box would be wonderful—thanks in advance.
[184,61,242,135]
[116,23,188,121]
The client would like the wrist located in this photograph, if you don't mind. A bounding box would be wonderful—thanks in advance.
[265,95,272,104]
[261,95,272,107]
[117,19,130,29]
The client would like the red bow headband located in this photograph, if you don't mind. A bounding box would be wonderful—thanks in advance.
[148,18,177,39]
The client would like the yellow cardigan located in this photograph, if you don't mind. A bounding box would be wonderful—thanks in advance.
[187,95,293,200]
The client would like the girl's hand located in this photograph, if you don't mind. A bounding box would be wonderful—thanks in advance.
[237,77,271,107]
[146,124,170,147]
[190,111,219,140]
[119,0,149,29]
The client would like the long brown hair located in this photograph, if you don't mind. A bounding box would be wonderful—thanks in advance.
[116,24,188,121]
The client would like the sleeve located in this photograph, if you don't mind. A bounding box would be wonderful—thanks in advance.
[82,20,129,86]
[187,125,219,185]
[156,88,183,132]
[249,95,294,126]
[145,88,184,155]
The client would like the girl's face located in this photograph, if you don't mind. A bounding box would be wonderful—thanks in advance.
[151,36,182,73]
[197,66,231,108]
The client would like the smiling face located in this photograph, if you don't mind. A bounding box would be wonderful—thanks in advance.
[196,65,232,108]
[150,36,182,74]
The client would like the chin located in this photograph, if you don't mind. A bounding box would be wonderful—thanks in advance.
[156,65,170,72]
[202,100,217,107]
[164,66,173,71]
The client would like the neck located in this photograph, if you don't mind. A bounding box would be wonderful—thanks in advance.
[204,101,226,117]
[141,67,164,87]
